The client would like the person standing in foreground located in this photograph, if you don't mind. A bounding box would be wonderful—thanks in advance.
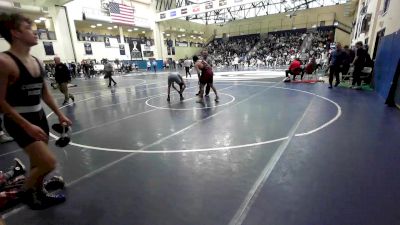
[0,13,71,209]
[328,42,345,88]
[193,55,219,103]
[351,41,367,89]
[54,57,74,105]
[104,59,117,87]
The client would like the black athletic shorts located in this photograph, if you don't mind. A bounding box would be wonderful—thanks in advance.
[4,109,49,148]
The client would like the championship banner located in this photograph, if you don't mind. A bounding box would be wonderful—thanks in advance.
[84,43,92,55]
[43,41,55,56]
[119,44,125,55]
[129,39,142,59]
[104,37,111,47]
[141,40,155,58]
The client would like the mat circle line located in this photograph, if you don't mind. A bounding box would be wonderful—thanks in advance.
[145,93,236,110]
[47,84,342,153]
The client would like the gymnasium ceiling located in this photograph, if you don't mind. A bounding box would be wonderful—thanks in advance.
[17,0,74,7]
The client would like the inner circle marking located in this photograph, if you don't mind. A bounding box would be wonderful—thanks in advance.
[145,93,236,110]
[48,83,342,153]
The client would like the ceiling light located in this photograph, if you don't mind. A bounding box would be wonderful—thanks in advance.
[166,34,170,36]
[128,29,132,32]
[182,34,185,37]
[178,35,181,37]
[142,31,145,33]
[97,24,102,26]
[113,26,117,28]
[193,37,196,39]
[108,27,112,30]
[134,28,138,31]
[39,17,46,21]
[34,19,41,23]
[162,31,165,34]
[90,25,96,28]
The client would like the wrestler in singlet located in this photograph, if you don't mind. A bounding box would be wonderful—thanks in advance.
[199,60,214,85]
[3,52,49,148]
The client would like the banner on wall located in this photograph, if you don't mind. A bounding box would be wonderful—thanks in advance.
[157,0,268,21]
[37,29,49,40]
[167,47,171,55]
[84,43,92,55]
[109,38,119,48]
[129,39,142,59]
[181,8,188,14]
[143,51,154,57]
[205,1,213,9]
[43,42,54,56]
[119,44,125,55]
[141,40,155,58]
[104,37,111,47]
[171,47,175,55]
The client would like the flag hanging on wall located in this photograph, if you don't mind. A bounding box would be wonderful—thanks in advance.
[109,2,135,26]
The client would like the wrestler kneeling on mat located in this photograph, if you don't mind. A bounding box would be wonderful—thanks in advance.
[0,13,71,210]
[167,73,186,102]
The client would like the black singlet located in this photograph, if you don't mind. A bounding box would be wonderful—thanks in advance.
[4,52,44,111]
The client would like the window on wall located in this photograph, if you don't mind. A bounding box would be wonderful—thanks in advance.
[383,0,390,14]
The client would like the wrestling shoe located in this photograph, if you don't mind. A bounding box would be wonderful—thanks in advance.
[43,176,65,192]
[22,189,66,210]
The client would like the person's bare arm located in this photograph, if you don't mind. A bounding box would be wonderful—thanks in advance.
[0,55,48,141]
[171,83,179,93]
[178,75,186,93]
[194,62,203,79]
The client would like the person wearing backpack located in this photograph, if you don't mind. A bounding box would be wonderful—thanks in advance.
[54,57,74,105]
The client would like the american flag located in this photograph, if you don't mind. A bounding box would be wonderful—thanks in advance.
[109,2,135,26]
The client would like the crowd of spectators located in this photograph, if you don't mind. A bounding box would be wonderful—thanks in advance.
[203,28,335,70]
[204,34,260,67]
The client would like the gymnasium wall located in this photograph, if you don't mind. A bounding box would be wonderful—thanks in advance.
[64,0,157,62]
[352,0,400,55]
[173,46,203,60]
[0,6,75,62]
[335,28,351,46]
[157,19,209,60]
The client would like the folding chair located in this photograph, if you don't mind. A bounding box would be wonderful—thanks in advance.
[341,66,354,84]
